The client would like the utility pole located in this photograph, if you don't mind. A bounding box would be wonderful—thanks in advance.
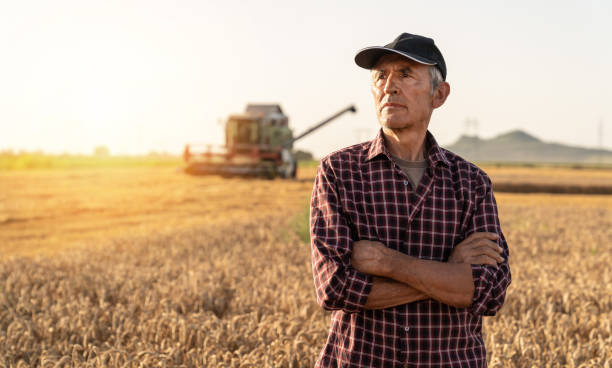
[464,117,479,137]
[598,118,604,164]
[598,119,603,148]
[464,117,480,160]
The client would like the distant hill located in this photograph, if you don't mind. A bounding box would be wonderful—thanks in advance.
[445,130,612,164]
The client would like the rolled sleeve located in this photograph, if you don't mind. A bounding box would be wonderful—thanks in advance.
[467,173,512,316]
[310,160,373,313]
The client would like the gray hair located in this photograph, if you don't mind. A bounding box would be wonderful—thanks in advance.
[428,66,444,95]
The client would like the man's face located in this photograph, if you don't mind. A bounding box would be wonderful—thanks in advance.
[370,54,437,131]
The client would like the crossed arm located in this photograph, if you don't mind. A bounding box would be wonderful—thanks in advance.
[353,233,503,310]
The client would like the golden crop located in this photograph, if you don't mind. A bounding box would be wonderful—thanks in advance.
[0,168,610,367]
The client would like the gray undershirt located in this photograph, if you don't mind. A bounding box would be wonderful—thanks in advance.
[390,155,428,190]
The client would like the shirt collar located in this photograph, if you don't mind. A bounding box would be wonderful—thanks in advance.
[365,128,451,167]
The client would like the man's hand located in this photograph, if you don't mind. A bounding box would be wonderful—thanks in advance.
[351,240,394,277]
[448,232,503,267]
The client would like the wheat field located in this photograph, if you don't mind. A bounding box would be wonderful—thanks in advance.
[1,166,611,367]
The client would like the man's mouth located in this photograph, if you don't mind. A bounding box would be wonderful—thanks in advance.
[381,102,406,111]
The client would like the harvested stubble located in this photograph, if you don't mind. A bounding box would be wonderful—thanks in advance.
[0,194,611,367]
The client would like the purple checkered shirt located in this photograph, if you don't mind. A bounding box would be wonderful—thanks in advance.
[310,129,511,367]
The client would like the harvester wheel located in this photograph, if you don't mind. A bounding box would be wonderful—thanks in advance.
[290,160,297,179]
[261,161,276,179]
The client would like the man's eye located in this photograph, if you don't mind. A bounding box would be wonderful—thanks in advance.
[377,74,386,80]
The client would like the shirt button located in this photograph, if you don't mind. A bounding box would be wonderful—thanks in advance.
[403,180,409,186]
[404,327,410,332]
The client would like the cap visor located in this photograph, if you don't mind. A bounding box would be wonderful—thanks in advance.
[354,47,436,69]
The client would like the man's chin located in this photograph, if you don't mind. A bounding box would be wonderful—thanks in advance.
[379,120,414,131]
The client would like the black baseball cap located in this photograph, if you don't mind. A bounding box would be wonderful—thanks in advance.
[355,33,447,80]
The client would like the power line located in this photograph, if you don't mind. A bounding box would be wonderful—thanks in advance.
[464,117,479,137]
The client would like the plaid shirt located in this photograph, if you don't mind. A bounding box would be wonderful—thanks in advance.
[310,129,511,367]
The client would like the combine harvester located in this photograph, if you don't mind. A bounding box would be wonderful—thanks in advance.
[183,104,356,178]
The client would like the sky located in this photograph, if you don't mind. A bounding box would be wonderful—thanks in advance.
[1,0,610,158]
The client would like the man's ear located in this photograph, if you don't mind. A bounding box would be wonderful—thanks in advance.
[432,82,450,109]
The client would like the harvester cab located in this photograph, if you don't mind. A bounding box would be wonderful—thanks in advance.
[183,104,356,178]
[226,105,292,152]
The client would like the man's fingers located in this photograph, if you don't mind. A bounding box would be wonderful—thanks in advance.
[473,245,504,263]
[459,237,503,254]
[459,243,503,264]
[469,255,499,267]
[480,255,499,267]
[466,232,499,242]
[474,238,503,254]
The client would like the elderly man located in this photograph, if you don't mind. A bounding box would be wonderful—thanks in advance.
[310,33,512,367]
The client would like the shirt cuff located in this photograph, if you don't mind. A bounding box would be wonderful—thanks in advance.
[468,264,495,316]
[342,268,374,313]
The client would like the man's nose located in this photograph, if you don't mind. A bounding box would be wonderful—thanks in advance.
[383,75,399,95]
